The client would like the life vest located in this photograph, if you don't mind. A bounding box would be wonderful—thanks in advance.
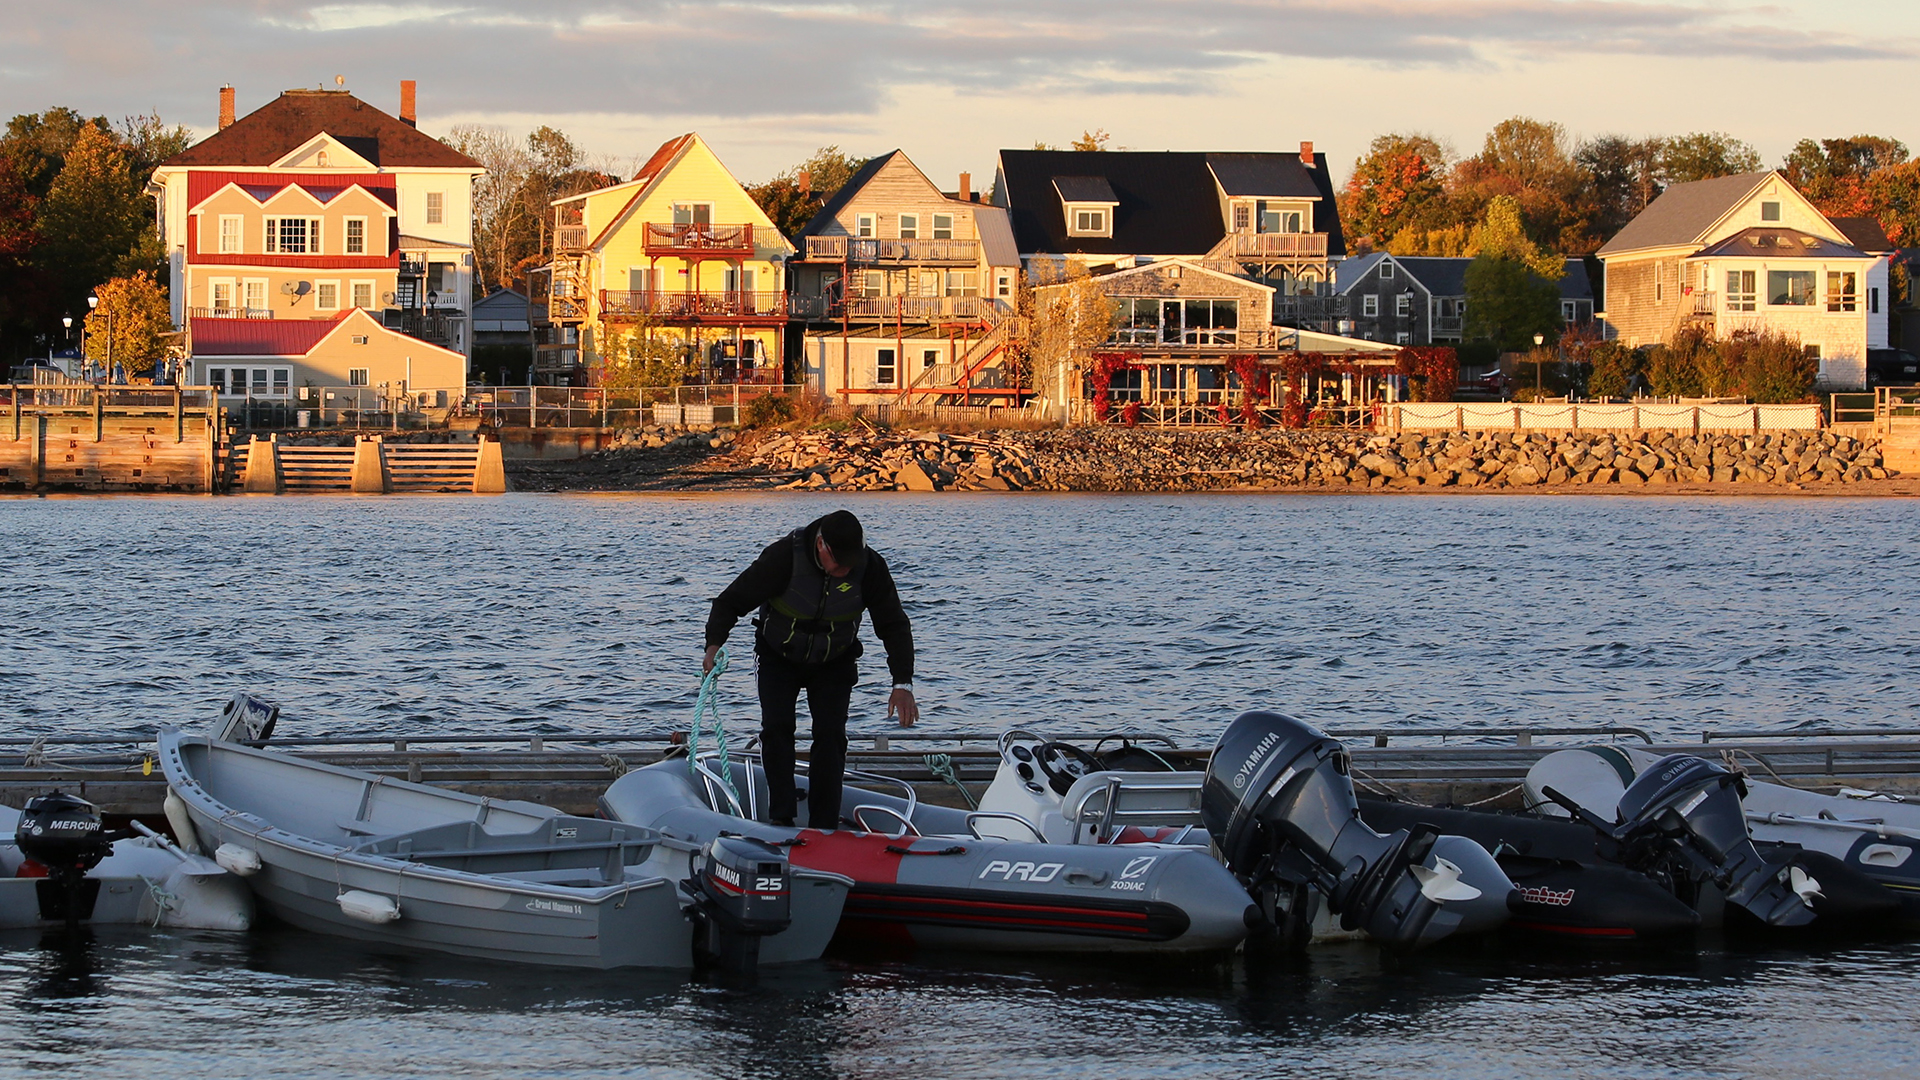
[757,529,868,665]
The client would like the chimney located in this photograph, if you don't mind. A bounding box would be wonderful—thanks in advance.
[959,172,971,202]
[1299,140,1315,167]
[399,80,417,127]
[798,170,811,195]
[218,86,235,131]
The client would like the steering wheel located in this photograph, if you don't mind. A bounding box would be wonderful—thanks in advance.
[1035,741,1101,796]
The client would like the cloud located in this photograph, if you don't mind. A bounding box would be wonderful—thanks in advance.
[0,0,1912,133]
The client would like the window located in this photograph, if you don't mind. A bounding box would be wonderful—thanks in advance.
[1871,287,1881,314]
[218,216,242,253]
[210,279,235,311]
[899,213,919,240]
[876,348,896,387]
[724,267,757,293]
[349,368,370,387]
[273,370,290,395]
[1806,344,1827,379]
[426,192,444,225]
[1761,201,1781,222]
[1826,271,1857,312]
[345,218,366,255]
[923,348,940,370]
[671,202,713,226]
[351,280,375,309]
[1562,300,1577,322]
[243,279,267,311]
[208,368,224,391]
[1113,297,1159,344]
[945,271,977,297]
[1395,331,1412,345]
[1233,204,1251,231]
[1726,270,1757,311]
[996,271,1013,299]
[852,270,882,299]
[315,280,339,310]
[265,217,321,254]
[932,214,953,240]
[1362,294,1380,317]
[1768,269,1817,306]
[1072,208,1106,234]
[1395,293,1412,317]
[1654,261,1663,302]
[1380,261,1394,279]
[855,214,875,238]
[1273,210,1303,233]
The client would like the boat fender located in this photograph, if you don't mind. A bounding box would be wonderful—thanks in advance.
[214,844,261,877]
[338,890,401,924]
[163,791,201,855]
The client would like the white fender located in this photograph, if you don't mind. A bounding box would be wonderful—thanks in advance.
[338,890,400,924]
[164,791,201,855]
[214,843,262,877]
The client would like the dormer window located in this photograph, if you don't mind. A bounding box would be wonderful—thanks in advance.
[1053,176,1118,239]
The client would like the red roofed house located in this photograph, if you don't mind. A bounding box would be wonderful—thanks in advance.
[146,81,486,403]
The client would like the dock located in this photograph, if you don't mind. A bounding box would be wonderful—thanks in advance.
[13,726,1920,818]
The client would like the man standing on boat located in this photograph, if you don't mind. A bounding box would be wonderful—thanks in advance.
[704,510,917,829]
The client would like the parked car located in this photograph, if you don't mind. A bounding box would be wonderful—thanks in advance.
[1867,349,1920,386]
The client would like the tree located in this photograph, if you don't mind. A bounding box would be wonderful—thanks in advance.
[37,122,156,309]
[83,271,172,378]
[1782,135,1909,220]
[746,146,870,239]
[1071,129,1111,152]
[598,322,694,400]
[1387,223,1471,257]
[1014,261,1118,409]
[1452,117,1583,249]
[1340,134,1448,251]
[1463,196,1563,351]
[1660,132,1761,184]
[1570,135,1664,250]
[1470,195,1564,279]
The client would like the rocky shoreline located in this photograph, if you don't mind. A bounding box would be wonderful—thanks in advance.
[506,425,1915,495]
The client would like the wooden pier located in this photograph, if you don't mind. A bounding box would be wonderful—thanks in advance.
[1,385,220,492]
[12,726,1920,818]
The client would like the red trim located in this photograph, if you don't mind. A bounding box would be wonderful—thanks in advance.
[188,253,400,269]
[187,171,397,209]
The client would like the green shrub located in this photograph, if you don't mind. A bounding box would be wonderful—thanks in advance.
[742,393,798,428]
[1585,341,1640,399]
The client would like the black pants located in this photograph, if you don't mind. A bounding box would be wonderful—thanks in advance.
[757,651,857,829]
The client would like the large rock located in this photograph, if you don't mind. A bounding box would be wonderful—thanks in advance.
[897,462,938,492]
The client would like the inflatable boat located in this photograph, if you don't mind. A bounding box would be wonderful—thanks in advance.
[598,754,1257,955]
[1528,746,1915,926]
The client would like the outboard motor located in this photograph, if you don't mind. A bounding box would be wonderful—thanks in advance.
[685,836,793,974]
[1201,711,1505,949]
[1547,754,1816,927]
[16,791,114,925]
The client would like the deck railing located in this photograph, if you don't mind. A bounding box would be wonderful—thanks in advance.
[600,289,788,320]
[189,307,277,320]
[644,222,755,254]
[554,225,589,252]
[1225,232,1329,260]
[804,236,980,264]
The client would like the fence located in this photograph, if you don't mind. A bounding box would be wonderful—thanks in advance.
[220,384,812,432]
[1386,400,1826,434]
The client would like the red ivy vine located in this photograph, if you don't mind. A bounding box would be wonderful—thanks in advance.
[1395,346,1459,403]
[1088,351,1142,423]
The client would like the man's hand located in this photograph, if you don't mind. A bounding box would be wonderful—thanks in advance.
[887,687,918,727]
[702,643,720,674]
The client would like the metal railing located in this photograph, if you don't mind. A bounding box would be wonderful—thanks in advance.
[189,307,276,320]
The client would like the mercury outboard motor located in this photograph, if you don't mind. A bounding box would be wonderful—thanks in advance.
[685,835,793,974]
[1546,754,1816,927]
[16,791,114,925]
[1202,711,1507,949]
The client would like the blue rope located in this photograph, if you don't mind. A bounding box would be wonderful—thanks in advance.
[691,646,742,808]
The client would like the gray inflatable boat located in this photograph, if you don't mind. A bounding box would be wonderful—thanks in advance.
[158,728,850,969]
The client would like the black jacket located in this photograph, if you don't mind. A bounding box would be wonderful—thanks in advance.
[705,523,914,683]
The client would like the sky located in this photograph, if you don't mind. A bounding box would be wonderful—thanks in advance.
[5,1,1918,188]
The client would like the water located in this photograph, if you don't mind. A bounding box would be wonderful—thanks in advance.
[1,492,1918,1079]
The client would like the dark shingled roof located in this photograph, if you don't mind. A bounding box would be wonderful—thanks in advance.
[162,89,482,170]
[1206,154,1323,199]
[1052,176,1118,203]
[1829,216,1895,253]
[1595,172,1770,256]
[795,151,899,240]
[997,149,1344,258]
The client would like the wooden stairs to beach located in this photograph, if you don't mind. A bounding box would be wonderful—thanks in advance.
[232,435,508,495]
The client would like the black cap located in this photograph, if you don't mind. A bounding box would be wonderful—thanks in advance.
[815,510,863,564]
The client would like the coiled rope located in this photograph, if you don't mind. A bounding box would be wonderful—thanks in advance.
[690,646,743,808]
[923,753,977,809]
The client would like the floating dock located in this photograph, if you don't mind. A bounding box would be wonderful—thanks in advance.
[10,726,1920,818]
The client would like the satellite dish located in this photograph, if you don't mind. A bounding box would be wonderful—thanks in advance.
[334,75,345,87]
[279,282,295,295]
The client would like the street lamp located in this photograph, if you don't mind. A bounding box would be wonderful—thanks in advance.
[1533,331,1545,400]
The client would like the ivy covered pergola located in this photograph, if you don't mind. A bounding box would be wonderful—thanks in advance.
[1085,347,1458,428]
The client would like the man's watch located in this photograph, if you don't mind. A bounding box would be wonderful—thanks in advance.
[892,682,913,690]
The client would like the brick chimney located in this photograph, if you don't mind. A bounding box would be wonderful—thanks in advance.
[798,170,811,195]
[218,86,235,131]
[959,172,971,202]
[1299,140,1315,167]
[399,80,417,127]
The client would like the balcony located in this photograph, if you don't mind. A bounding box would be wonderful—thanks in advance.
[189,307,275,320]
[791,294,1007,323]
[554,225,589,253]
[804,236,980,265]
[1222,232,1329,261]
[644,222,756,257]
[601,289,787,322]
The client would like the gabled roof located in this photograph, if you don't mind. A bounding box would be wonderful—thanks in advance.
[1693,227,1867,261]
[161,89,482,170]
[190,311,352,356]
[1595,172,1771,256]
[557,133,791,256]
[1336,254,1592,300]
[187,172,397,211]
[1830,216,1895,254]
[997,149,1343,258]
[1053,176,1118,204]
[795,152,897,239]
[1049,258,1273,296]
[974,206,1021,268]
[1205,154,1323,199]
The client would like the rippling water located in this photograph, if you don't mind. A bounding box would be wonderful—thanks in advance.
[2,492,1918,1078]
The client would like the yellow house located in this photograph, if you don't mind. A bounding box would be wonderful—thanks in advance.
[547,134,795,384]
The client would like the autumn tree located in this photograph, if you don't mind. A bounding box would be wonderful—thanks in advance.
[1451,117,1584,250]
[1339,134,1448,251]
[746,146,870,239]
[598,321,694,401]
[1015,261,1118,410]
[38,122,157,310]
[1463,196,1564,352]
[1661,132,1761,184]
[83,271,172,378]
[1782,135,1909,219]
[1071,129,1111,152]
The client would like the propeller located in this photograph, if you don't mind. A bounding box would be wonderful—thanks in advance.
[1788,864,1824,906]
[1411,856,1483,903]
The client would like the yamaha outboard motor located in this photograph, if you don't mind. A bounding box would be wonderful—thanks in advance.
[1548,754,1816,927]
[1202,711,1509,949]
[685,836,793,973]
[16,791,114,925]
